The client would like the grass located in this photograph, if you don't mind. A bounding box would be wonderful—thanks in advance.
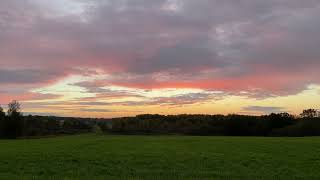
[0,134,320,179]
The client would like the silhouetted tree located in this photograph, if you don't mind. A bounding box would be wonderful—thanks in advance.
[0,106,5,137]
[300,109,318,118]
[0,106,4,117]
[266,113,295,130]
[6,100,24,138]
[8,100,21,116]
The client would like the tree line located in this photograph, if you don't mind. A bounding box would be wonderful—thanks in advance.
[0,100,319,138]
[112,110,320,136]
[0,100,111,139]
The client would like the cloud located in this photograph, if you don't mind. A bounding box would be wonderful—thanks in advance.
[128,37,225,73]
[1,0,320,114]
[23,112,60,117]
[242,106,286,114]
[79,108,114,113]
[0,92,62,103]
[0,69,66,84]
[146,92,225,106]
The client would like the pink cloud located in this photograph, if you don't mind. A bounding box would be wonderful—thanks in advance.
[0,0,320,114]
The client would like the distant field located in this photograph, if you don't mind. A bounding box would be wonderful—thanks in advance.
[0,135,320,180]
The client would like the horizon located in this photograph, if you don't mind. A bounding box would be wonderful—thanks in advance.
[1,0,320,118]
[0,103,318,119]
[22,108,320,119]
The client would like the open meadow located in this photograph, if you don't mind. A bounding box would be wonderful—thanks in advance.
[0,134,319,179]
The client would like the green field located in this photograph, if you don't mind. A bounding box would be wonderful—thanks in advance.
[0,134,319,179]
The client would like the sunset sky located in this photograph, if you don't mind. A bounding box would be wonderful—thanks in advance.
[0,0,319,117]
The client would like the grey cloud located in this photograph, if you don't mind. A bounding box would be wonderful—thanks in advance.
[0,0,320,99]
[129,37,226,73]
[0,69,65,84]
[80,108,114,113]
[242,106,286,114]
[152,92,225,106]
[24,112,60,116]
[80,108,143,113]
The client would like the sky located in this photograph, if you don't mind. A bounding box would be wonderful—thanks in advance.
[0,0,319,117]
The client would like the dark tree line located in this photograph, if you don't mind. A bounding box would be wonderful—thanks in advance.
[0,100,319,138]
[112,111,320,136]
[0,101,112,139]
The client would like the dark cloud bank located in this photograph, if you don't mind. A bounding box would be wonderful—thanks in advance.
[0,0,320,102]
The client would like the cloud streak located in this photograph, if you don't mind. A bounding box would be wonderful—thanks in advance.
[242,106,286,114]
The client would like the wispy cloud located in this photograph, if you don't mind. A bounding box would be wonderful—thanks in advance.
[242,106,286,114]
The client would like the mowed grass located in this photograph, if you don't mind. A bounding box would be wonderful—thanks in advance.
[0,135,320,180]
